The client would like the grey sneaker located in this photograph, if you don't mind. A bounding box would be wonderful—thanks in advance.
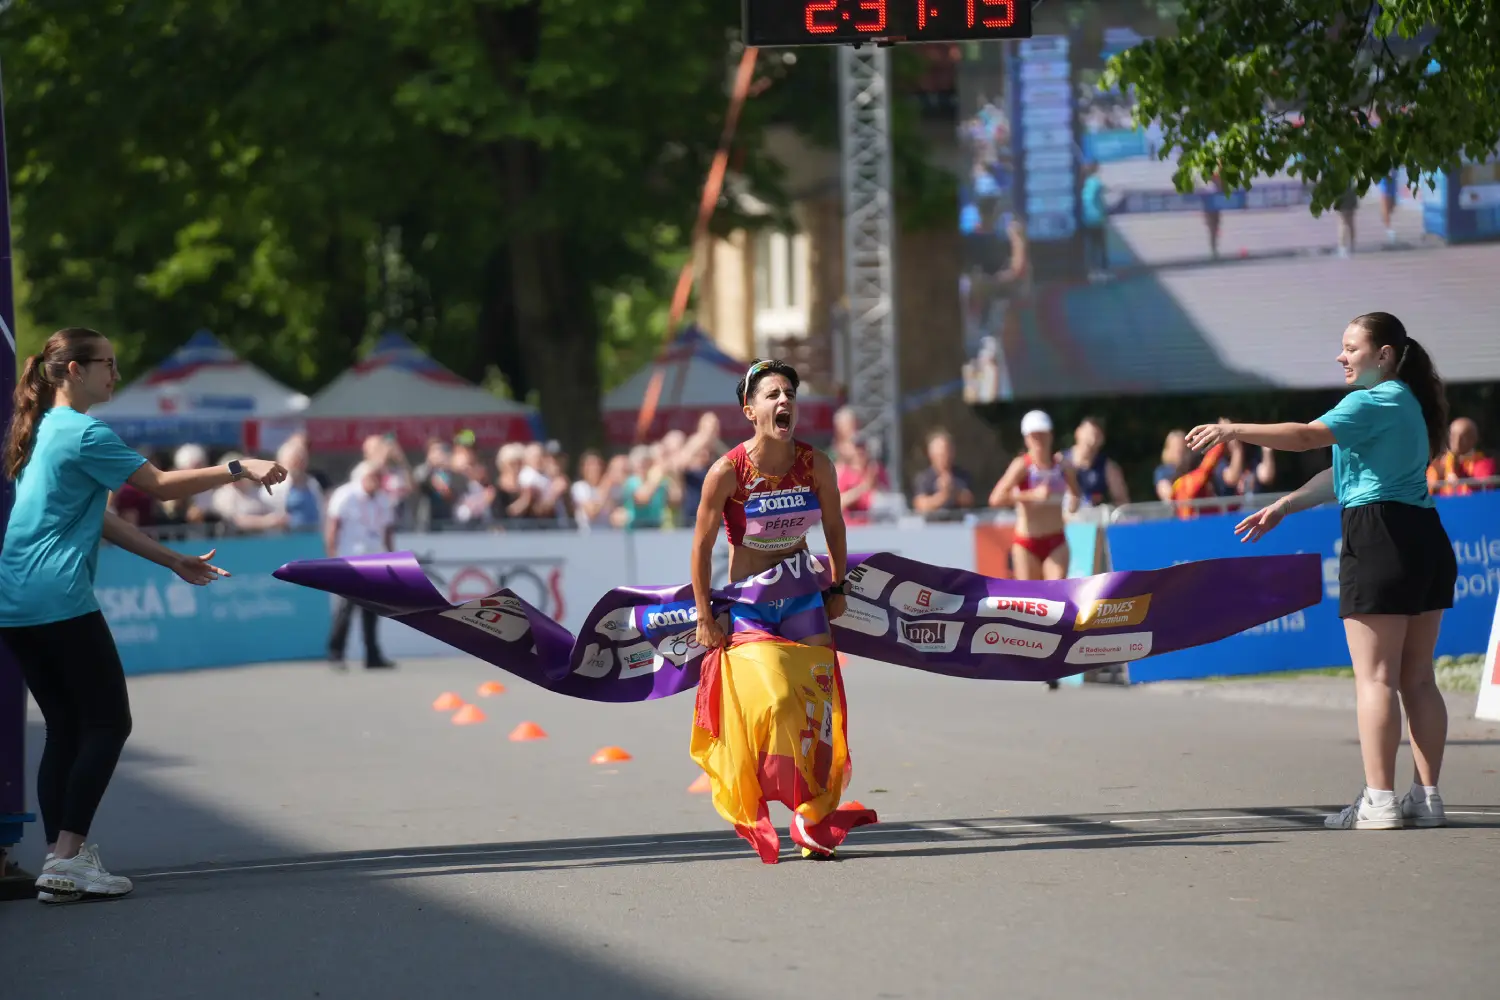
[35,844,133,899]
[1324,791,1404,830]
[1400,790,1446,828]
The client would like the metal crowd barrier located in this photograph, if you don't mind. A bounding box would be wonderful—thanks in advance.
[125,476,1499,541]
[1108,474,1500,525]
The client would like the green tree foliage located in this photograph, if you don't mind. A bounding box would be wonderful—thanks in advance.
[0,1,821,452]
[1103,0,1500,213]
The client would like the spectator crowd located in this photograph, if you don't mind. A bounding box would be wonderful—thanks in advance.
[108,407,1496,540]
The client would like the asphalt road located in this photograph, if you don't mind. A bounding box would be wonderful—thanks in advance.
[4,656,1498,999]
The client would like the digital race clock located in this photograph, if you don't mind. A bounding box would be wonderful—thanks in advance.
[742,0,1033,47]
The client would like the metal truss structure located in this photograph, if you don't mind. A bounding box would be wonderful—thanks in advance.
[837,44,902,490]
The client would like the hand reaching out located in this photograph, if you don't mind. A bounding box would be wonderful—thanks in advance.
[1234,501,1286,543]
[173,548,231,585]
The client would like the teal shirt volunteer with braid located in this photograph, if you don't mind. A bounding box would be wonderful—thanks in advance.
[0,406,148,627]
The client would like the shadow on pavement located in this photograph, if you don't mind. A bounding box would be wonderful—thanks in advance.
[4,723,704,1000]
[120,804,1500,888]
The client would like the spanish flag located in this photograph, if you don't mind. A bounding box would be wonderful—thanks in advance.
[691,630,877,863]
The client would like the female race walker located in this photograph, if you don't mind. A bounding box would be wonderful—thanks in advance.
[1186,311,1454,830]
[688,359,873,862]
[0,328,287,902]
[988,409,1080,689]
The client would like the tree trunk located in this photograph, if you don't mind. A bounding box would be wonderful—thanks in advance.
[501,144,603,456]
[313,220,372,386]
[473,2,603,457]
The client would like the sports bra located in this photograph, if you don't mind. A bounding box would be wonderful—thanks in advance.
[1022,453,1067,496]
[722,441,822,552]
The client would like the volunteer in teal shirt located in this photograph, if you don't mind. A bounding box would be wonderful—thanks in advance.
[0,327,287,904]
[0,406,149,626]
[1182,311,1455,834]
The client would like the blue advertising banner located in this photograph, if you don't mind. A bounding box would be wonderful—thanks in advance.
[95,532,331,675]
[1104,492,1500,683]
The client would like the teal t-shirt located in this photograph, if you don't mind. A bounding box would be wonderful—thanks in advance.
[0,407,148,627]
[1316,380,1433,509]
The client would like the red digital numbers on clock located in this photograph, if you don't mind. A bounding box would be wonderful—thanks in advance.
[805,0,888,34]
[805,0,838,33]
[967,0,1015,28]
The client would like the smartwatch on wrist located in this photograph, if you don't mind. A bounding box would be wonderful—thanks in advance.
[227,459,244,480]
[825,580,846,596]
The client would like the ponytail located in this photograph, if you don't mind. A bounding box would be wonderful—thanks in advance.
[3,327,108,480]
[1395,336,1449,461]
[3,355,54,481]
[1350,312,1448,461]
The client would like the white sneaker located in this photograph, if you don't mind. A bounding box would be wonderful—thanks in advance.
[1400,790,1446,828]
[1324,790,1404,830]
[35,844,133,899]
[35,853,81,904]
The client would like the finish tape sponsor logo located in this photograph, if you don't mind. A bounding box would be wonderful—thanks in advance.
[655,613,727,667]
[1064,632,1153,664]
[574,643,616,678]
[617,641,660,680]
[970,623,1061,658]
[889,581,965,616]
[978,595,1065,627]
[845,562,894,601]
[440,596,531,642]
[594,606,642,641]
[735,549,826,590]
[834,596,890,637]
[643,604,697,630]
[896,618,962,654]
[1074,594,1152,630]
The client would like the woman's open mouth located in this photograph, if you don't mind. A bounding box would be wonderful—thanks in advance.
[773,410,792,430]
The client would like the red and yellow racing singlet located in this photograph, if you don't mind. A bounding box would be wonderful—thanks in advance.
[722,441,822,552]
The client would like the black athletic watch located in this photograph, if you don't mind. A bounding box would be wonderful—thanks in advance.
[825,580,846,596]
[227,459,244,480]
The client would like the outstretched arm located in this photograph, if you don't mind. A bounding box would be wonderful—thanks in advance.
[1186,421,1335,454]
[102,510,183,569]
[1272,467,1336,516]
[129,458,287,502]
[102,511,230,583]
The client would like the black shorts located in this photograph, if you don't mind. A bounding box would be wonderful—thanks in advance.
[1339,501,1457,618]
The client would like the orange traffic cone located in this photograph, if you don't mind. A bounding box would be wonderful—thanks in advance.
[687,773,712,794]
[509,721,547,742]
[432,692,463,712]
[477,680,506,697]
[590,746,632,764]
[451,703,486,725]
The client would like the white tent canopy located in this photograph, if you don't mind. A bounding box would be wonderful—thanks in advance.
[293,331,538,452]
[91,329,309,449]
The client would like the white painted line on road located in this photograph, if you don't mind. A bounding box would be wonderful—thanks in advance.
[130,808,1500,881]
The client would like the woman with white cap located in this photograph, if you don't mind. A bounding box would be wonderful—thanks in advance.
[990,409,1081,686]
[989,409,1081,581]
